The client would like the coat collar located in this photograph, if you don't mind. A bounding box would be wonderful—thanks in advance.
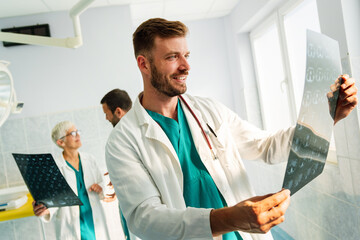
[133,92,180,167]
[56,151,83,169]
[133,92,213,163]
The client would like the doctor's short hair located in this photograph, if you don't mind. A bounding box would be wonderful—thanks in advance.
[133,18,188,58]
[100,88,132,113]
[51,120,74,146]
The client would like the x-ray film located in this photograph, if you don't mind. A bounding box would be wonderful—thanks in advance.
[13,153,83,208]
[282,30,342,195]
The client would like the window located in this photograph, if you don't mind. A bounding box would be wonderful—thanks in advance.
[250,0,337,163]
[252,22,292,132]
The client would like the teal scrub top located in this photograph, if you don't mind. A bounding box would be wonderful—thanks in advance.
[120,209,130,240]
[66,156,96,240]
[146,100,242,240]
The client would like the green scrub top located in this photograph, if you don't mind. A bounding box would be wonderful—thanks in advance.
[120,209,130,240]
[146,100,242,240]
[66,155,96,240]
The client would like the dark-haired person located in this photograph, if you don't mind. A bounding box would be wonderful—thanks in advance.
[105,18,358,240]
[101,88,132,127]
[101,88,136,240]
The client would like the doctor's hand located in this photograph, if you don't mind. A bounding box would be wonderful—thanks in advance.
[32,201,50,217]
[89,183,103,193]
[327,74,358,124]
[210,189,290,236]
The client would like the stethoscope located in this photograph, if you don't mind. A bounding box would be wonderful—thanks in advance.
[178,95,218,160]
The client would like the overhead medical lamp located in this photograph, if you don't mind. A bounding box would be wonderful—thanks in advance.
[0,61,23,127]
[0,0,95,48]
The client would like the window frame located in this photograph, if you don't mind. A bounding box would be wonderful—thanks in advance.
[249,0,338,164]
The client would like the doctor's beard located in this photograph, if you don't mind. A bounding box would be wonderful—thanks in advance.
[150,64,188,97]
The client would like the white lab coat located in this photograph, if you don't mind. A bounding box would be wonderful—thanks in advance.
[106,94,294,240]
[42,152,111,240]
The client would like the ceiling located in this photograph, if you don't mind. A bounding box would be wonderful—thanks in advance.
[0,0,240,25]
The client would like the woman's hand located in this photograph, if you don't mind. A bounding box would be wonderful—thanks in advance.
[32,201,50,217]
[89,183,103,193]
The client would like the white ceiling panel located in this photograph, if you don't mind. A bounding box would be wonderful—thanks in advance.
[108,0,155,5]
[210,0,238,12]
[0,0,50,19]
[206,10,231,19]
[130,1,163,21]
[0,0,240,22]
[164,0,214,17]
[42,0,79,11]
[87,0,112,8]
[43,0,110,11]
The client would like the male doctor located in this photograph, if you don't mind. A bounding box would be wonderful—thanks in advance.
[101,88,138,240]
[105,18,358,240]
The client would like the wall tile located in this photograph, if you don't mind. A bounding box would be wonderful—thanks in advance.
[96,106,113,139]
[3,152,25,187]
[343,111,360,159]
[0,153,8,188]
[24,116,52,150]
[312,191,359,239]
[288,194,341,240]
[0,131,3,152]
[349,158,360,207]
[0,118,27,152]
[73,107,100,141]
[13,216,43,240]
[0,220,15,240]
[310,157,356,205]
[278,207,299,238]
[80,138,108,173]
[47,111,74,131]
[27,146,53,155]
[291,185,322,223]
[333,121,348,157]
[298,213,338,240]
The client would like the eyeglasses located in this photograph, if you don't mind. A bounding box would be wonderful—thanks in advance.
[60,130,81,139]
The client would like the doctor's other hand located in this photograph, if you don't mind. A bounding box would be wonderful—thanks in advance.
[89,183,103,193]
[210,189,290,236]
[32,201,50,217]
[328,74,358,124]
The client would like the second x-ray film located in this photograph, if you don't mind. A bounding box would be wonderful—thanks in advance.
[13,153,83,208]
[282,30,342,195]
